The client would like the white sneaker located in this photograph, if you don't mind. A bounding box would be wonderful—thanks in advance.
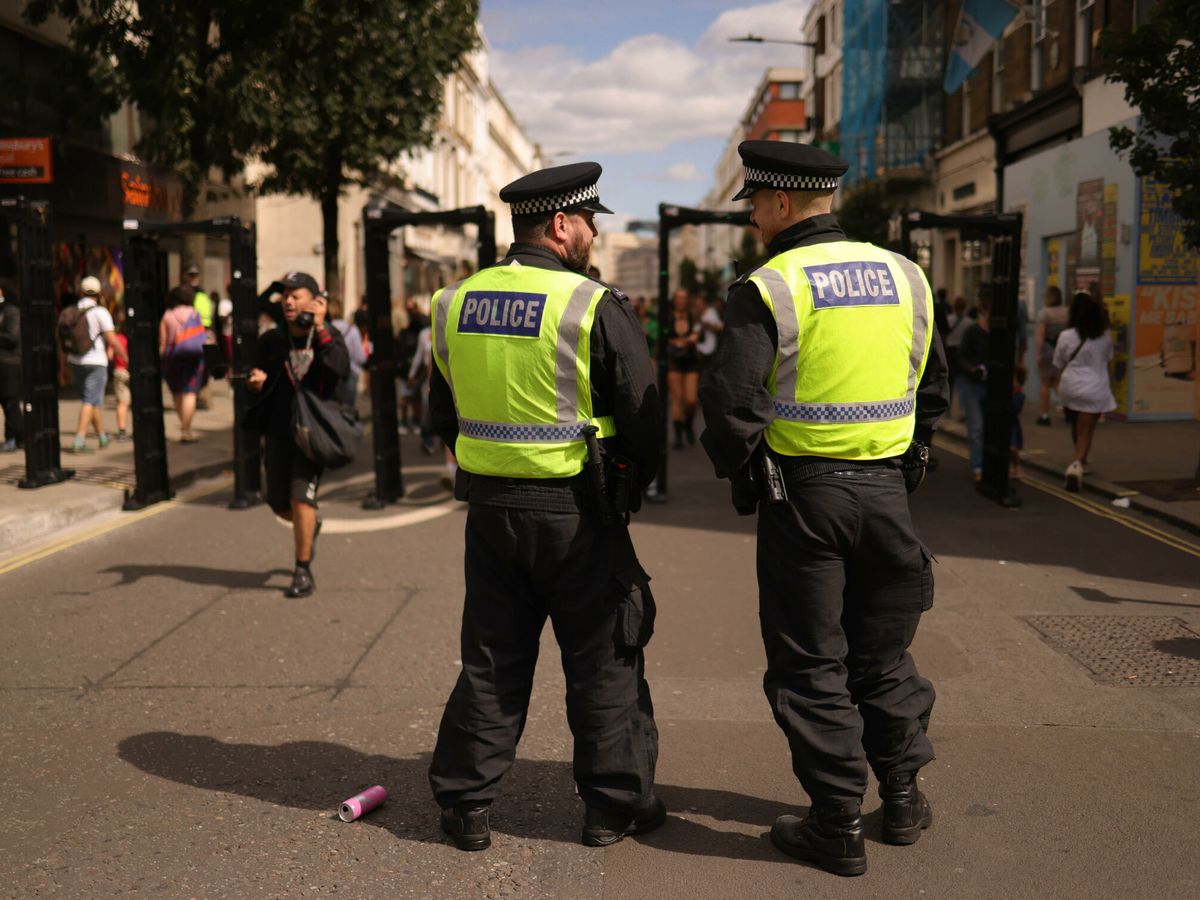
[1064,460,1083,493]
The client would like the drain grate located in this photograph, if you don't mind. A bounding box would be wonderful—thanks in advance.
[1023,615,1200,686]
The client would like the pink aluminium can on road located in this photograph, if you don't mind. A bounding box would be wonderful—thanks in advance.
[339,785,387,822]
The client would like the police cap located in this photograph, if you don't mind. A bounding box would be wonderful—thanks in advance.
[500,162,613,216]
[731,140,849,201]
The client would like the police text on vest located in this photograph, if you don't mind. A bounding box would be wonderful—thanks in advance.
[803,261,899,309]
[458,290,547,337]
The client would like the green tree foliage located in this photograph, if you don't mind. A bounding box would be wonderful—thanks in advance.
[1100,0,1200,250]
[678,257,700,295]
[837,181,894,246]
[24,0,288,215]
[250,0,480,295]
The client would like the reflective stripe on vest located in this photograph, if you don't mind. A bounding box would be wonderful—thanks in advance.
[749,242,932,459]
[432,263,616,477]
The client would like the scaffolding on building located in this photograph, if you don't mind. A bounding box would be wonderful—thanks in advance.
[841,0,945,187]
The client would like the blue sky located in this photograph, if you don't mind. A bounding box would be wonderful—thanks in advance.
[481,0,812,227]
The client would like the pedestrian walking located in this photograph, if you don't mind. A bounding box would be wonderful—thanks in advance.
[159,285,207,443]
[0,284,21,452]
[182,263,216,411]
[700,140,948,877]
[110,305,131,442]
[1034,285,1069,425]
[426,162,664,852]
[1053,291,1116,493]
[956,304,990,482]
[666,289,701,448]
[695,293,724,372]
[244,272,349,598]
[397,299,428,433]
[60,276,127,453]
[328,298,367,414]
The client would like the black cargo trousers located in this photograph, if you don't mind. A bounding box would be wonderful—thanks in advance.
[757,467,935,809]
[428,500,659,816]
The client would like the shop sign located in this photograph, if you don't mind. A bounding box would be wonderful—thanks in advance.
[1131,284,1197,417]
[119,162,182,221]
[0,137,53,184]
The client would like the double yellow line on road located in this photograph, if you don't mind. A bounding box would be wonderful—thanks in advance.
[934,439,1200,559]
[0,477,232,578]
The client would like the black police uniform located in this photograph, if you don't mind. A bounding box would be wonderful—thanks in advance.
[426,164,663,842]
[700,141,949,872]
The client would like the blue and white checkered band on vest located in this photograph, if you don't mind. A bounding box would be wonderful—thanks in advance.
[510,183,600,216]
[742,166,841,192]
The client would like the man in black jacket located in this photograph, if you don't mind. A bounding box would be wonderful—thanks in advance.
[246,272,349,598]
[426,163,664,851]
[700,141,949,877]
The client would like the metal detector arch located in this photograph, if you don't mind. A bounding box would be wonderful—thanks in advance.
[896,209,1024,507]
[0,197,74,489]
[360,204,495,508]
[654,204,753,499]
[121,217,261,509]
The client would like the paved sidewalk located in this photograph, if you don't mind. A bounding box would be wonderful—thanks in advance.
[938,401,1200,535]
[0,381,239,556]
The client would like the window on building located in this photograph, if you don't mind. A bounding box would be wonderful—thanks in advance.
[1076,0,1096,68]
[776,130,802,142]
[778,82,801,100]
[962,77,972,140]
[815,15,826,56]
[831,2,840,46]
[1031,0,1046,91]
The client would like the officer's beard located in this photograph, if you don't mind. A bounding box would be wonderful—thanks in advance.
[563,229,592,273]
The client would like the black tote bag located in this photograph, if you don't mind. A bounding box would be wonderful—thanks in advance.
[287,359,362,469]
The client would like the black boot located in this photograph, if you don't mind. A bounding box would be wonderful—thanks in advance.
[770,804,867,877]
[440,803,491,851]
[879,771,933,845]
[581,796,667,847]
[672,421,685,450]
[285,564,314,598]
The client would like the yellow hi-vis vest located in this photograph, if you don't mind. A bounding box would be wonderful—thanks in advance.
[746,241,933,460]
[431,264,616,478]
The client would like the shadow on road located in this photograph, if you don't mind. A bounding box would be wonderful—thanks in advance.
[116,731,792,863]
[102,565,292,589]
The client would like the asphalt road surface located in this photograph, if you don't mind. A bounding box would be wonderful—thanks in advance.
[2,437,1198,898]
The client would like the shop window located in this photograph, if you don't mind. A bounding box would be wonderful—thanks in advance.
[961,238,994,306]
[1076,0,1096,69]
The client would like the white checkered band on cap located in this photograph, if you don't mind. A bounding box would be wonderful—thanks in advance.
[743,166,840,191]
[510,183,600,216]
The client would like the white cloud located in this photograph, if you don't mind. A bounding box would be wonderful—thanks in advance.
[491,1,812,156]
[664,162,704,182]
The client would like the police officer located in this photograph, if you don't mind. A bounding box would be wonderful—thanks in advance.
[699,141,949,877]
[427,162,664,851]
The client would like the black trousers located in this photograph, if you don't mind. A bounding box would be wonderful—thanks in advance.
[429,502,658,814]
[757,468,935,808]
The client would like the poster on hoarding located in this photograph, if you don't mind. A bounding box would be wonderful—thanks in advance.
[1102,184,1117,300]
[1138,177,1193,284]
[1075,178,1104,293]
[1107,293,1130,418]
[1131,284,1197,417]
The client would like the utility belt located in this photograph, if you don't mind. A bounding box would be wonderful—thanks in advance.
[459,441,639,524]
[733,445,907,515]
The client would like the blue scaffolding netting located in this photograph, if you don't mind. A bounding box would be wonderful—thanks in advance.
[841,0,888,186]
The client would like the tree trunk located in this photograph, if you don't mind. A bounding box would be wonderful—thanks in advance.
[320,189,340,300]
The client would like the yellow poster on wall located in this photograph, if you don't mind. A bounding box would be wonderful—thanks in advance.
[1139,177,1193,284]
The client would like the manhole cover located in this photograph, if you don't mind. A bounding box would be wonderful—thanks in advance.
[1023,615,1200,686]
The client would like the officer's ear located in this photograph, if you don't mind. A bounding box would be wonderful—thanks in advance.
[548,210,573,243]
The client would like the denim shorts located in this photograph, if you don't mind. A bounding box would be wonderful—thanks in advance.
[72,363,109,407]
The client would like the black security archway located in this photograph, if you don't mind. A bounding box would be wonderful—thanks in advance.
[0,197,73,489]
[655,204,753,499]
[896,210,1024,507]
[361,204,495,508]
[121,216,261,509]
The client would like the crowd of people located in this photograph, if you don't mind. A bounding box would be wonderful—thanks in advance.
[934,282,1117,494]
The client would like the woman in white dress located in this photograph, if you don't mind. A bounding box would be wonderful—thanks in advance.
[1052,292,1116,492]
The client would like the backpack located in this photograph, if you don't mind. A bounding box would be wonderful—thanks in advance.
[163,308,207,359]
[57,305,95,356]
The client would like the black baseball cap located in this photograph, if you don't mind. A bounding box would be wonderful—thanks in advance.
[280,271,321,295]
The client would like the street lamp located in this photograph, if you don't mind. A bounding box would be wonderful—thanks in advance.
[728,34,818,48]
